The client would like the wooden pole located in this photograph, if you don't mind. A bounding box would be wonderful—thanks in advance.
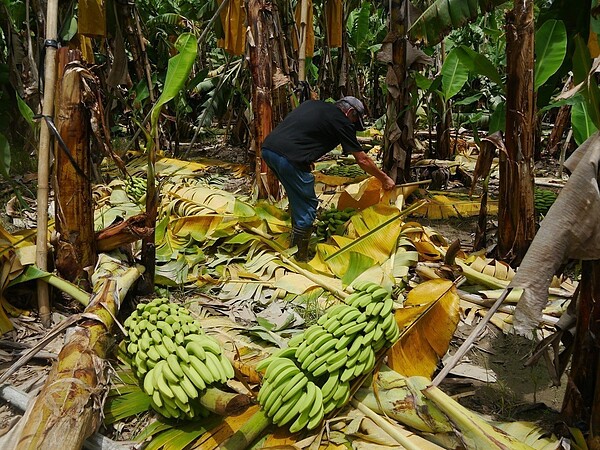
[36,0,59,328]
[298,0,308,82]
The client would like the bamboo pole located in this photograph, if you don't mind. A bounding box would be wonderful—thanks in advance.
[36,0,59,328]
[297,0,308,81]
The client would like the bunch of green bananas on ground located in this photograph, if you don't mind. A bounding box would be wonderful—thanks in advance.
[123,298,235,420]
[255,281,400,433]
[125,176,146,203]
[314,207,356,242]
[534,188,558,217]
[322,164,366,178]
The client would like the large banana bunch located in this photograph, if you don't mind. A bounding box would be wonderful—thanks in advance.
[322,164,366,178]
[534,188,558,217]
[123,298,235,420]
[124,176,146,204]
[256,281,400,433]
[314,207,356,242]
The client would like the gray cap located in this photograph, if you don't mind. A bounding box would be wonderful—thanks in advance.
[340,96,366,131]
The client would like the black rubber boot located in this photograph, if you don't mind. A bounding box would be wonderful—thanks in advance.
[291,226,312,262]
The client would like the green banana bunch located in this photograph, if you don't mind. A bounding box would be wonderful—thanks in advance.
[534,188,558,217]
[124,176,147,204]
[314,207,356,242]
[256,354,325,433]
[322,164,366,178]
[123,298,235,420]
[255,281,400,432]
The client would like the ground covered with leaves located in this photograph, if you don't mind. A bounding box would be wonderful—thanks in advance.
[0,134,573,449]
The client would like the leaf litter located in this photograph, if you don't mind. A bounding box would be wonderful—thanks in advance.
[0,139,575,449]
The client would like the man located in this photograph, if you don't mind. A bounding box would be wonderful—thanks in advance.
[261,96,395,261]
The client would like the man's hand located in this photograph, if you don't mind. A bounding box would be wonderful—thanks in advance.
[382,175,395,190]
[352,151,396,191]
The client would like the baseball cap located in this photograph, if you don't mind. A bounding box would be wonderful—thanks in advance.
[340,96,366,131]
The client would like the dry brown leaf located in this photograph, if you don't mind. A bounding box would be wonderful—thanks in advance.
[387,279,460,378]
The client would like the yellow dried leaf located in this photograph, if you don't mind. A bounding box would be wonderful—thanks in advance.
[388,279,460,378]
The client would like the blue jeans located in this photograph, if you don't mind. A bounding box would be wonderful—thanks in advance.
[262,148,318,229]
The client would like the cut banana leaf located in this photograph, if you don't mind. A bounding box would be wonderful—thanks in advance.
[494,421,564,450]
[420,378,541,450]
[388,279,460,378]
[316,207,403,278]
[354,367,453,433]
[468,256,516,282]
[104,390,151,424]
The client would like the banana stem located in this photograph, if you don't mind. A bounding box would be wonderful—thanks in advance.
[219,408,271,450]
[350,399,423,450]
[198,386,252,416]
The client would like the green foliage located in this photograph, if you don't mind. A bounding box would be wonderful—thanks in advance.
[150,33,198,137]
[409,0,509,46]
[572,102,598,146]
[534,20,567,91]
[454,45,504,88]
[571,35,600,135]
[441,49,469,102]
[0,132,10,177]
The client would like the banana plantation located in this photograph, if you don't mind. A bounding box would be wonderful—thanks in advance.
[1,0,600,448]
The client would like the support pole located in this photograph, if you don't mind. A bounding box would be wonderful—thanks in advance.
[36,0,59,328]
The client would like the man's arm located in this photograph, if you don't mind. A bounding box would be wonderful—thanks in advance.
[352,151,395,190]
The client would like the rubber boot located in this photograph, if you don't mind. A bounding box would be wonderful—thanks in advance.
[291,226,312,262]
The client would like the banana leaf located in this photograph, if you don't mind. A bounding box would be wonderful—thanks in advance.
[441,48,469,101]
[420,378,542,449]
[388,279,460,378]
[104,390,151,424]
[408,0,508,46]
[534,20,567,91]
[166,185,256,218]
[150,33,197,132]
[169,215,240,242]
[316,206,403,278]
[354,367,453,433]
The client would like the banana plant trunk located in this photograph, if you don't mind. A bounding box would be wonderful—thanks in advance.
[497,0,536,265]
[383,0,414,184]
[16,256,142,449]
[54,49,96,289]
[561,260,600,442]
[246,0,280,200]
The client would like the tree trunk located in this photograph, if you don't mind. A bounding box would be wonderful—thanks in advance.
[53,50,95,289]
[561,260,600,443]
[382,0,414,184]
[16,256,142,449]
[246,0,280,199]
[497,1,536,265]
[435,98,453,159]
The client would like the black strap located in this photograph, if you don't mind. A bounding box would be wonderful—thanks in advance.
[34,114,90,181]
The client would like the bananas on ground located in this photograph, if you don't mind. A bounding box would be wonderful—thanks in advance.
[322,164,366,178]
[534,188,557,217]
[314,207,356,242]
[256,281,399,433]
[124,176,146,204]
[123,298,235,420]
[256,355,325,433]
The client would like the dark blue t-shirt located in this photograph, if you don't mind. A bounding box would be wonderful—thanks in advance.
[262,100,362,172]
